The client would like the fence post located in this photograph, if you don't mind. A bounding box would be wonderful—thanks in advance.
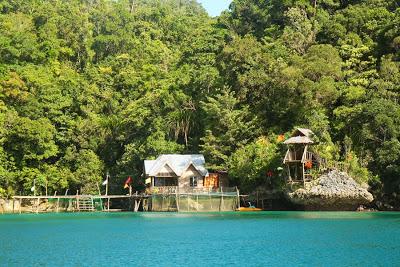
[175,186,179,212]
[219,187,223,211]
[236,186,240,210]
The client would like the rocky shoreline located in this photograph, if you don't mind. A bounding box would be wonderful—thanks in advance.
[285,170,374,210]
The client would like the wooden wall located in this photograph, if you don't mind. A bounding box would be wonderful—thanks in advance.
[178,165,203,189]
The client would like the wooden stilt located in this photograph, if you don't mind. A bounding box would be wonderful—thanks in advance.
[256,190,259,208]
[57,197,60,213]
[36,197,40,214]
[107,198,110,212]
[209,190,212,210]
[75,190,79,212]
[187,193,189,212]
[236,186,240,210]
[219,187,223,211]
[175,189,179,212]
[221,188,224,211]
[19,198,21,214]
[12,198,15,214]
[142,198,146,212]
[196,192,199,211]
[134,199,141,212]
[69,199,73,212]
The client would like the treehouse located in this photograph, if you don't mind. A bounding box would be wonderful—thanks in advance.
[283,128,322,184]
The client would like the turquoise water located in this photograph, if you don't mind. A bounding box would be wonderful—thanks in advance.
[0,212,400,266]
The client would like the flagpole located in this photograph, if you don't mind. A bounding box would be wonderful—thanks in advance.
[105,172,109,196]
[106,172,110,212]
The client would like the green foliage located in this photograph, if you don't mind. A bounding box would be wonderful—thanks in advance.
[228,137,281,191]
[345,151,370,185]
[200,89,258,170]
[0,0,399,207]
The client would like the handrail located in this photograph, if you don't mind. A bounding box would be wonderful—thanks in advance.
[150,186,237,194]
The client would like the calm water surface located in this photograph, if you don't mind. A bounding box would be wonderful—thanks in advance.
[0,212,399,266]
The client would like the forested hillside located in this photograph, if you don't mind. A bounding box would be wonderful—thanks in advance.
[0,0,399,208]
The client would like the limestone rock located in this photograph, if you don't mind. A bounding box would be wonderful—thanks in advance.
[286,170,374,210]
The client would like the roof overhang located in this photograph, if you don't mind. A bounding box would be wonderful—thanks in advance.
[284,136,314,144]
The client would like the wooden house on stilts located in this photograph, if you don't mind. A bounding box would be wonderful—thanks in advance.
[283,128,324,185]
[143,154,238,212]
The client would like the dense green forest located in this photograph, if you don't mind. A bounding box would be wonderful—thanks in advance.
[0,0,399,208]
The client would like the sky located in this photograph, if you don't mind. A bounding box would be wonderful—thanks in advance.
[197,0,232,17]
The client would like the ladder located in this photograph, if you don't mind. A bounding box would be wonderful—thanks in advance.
[77,197,95,212]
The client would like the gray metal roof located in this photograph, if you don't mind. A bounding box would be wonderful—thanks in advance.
[144,160,156,175]
[144,154,209,177]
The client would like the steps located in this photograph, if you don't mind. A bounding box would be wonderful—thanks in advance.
[77,197,95,212]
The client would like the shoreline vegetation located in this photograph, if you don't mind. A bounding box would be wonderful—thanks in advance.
[1,0,400,211]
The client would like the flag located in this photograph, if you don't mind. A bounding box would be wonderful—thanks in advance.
[124,176,132,189]
[102,179,108,186]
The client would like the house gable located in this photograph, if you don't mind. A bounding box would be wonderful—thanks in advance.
[182,164,202,178]
[156,163,177,177]
[179,164,204,188]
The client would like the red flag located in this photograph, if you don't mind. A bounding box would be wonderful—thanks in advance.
[124,176,132,189]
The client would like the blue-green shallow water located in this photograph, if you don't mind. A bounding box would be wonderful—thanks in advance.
[0,212,400,267]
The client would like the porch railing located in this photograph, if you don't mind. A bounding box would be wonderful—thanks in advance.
[149,186,238,195]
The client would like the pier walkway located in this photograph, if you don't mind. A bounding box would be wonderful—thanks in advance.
[11,193,149,214]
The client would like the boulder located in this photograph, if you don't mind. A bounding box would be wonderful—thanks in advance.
[286,170,374,210]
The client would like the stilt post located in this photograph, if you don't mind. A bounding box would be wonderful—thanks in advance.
[236,186,240,210]
[175,187,179,212]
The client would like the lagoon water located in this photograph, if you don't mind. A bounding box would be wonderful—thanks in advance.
[0,212,400,266]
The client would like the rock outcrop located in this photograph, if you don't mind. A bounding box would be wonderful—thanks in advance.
[286,170,374,210]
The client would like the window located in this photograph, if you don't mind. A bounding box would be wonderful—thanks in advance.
[165,177,178,186]
[190,176,198,187]
[154,177,178,187]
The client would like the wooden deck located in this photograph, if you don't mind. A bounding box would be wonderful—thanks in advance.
[11,193,150,214]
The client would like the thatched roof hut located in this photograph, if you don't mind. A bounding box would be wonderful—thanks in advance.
[284,128,314,145]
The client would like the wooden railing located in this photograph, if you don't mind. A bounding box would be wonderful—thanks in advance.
[284,151,302,162]
[150,186,178,194]
[301,151,314,163]
[149,186,238,195]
